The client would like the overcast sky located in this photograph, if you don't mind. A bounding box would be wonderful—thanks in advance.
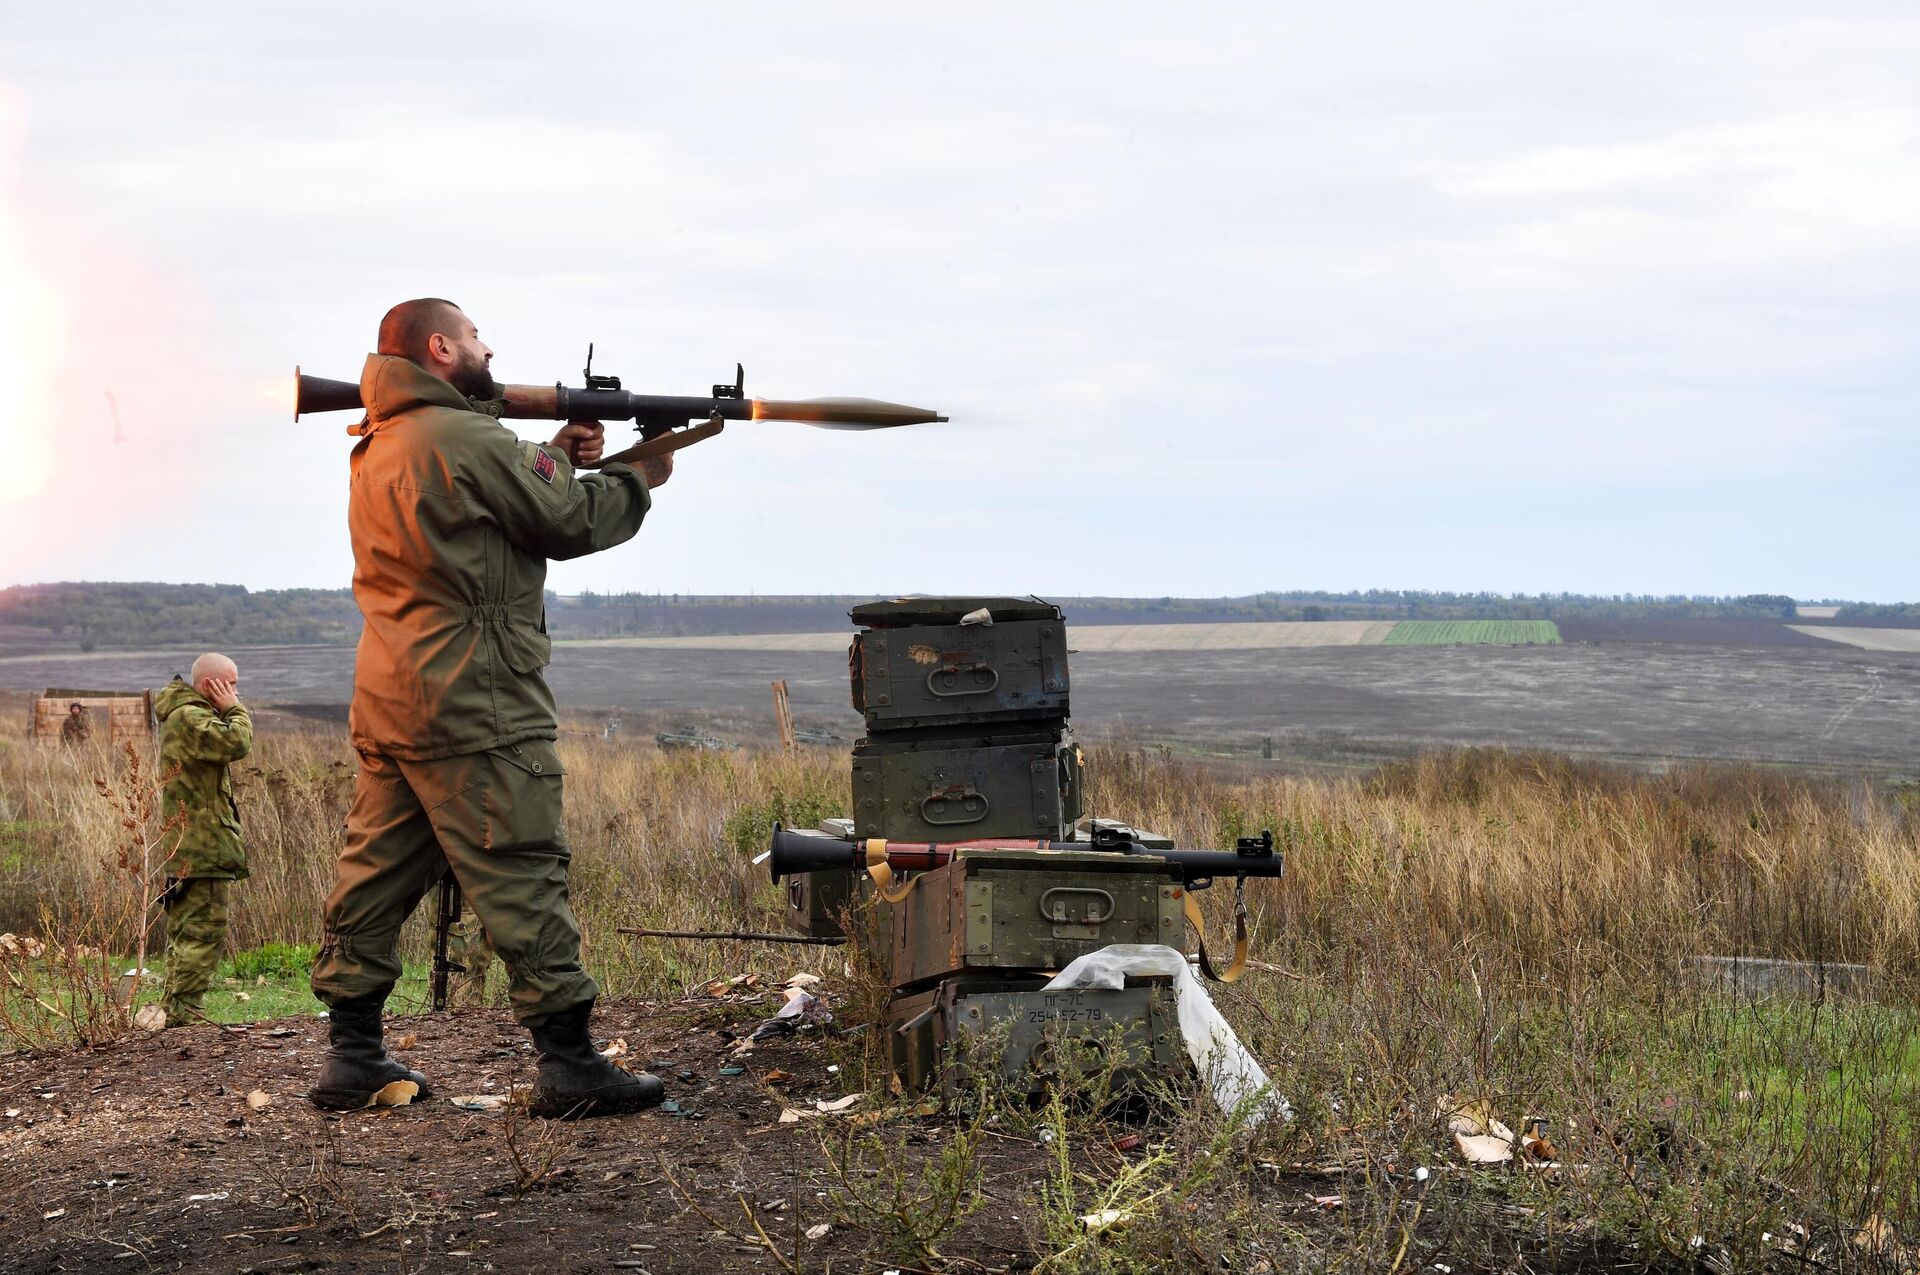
[2,4,1916,600]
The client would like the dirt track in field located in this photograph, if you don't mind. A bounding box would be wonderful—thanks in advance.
[1789,625,1920,653]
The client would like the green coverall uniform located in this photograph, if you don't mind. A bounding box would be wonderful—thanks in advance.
[309,354,650,1023]
[153,677,254,1025]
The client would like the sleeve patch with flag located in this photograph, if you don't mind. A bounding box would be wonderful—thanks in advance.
[533,449,557,484]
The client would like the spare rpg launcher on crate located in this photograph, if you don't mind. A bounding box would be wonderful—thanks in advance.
[294,345,945,465]
[760,595,1287,1100]
[767,823,1283,892]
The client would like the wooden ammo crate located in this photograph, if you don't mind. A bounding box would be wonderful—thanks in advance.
[850,728,1084,842]
[888,848,1185,991]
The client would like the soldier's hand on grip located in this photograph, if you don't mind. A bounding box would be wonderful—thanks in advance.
[638,450,673,489]
[551,421,605,467]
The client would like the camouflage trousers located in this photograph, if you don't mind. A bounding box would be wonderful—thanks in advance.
[446,904,497,1006]
[163,878,231,1024]
[311,741,595,1024]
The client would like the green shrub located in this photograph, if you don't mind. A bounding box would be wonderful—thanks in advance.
[225,941,317,981]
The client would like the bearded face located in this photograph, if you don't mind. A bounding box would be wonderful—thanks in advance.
[446,345,499,401]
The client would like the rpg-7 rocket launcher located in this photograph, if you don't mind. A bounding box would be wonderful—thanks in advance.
[765,819,1280,987]
[765,823,1284,894]
[293,345,946,466]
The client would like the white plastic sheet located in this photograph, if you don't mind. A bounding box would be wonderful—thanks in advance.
[1043,943,1290,1125]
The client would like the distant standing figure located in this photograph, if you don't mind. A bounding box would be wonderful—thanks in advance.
[154,654,253,1027]
[61,702,91,747]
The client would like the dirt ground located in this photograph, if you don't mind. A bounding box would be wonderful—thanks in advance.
[1,990,1701,1275]
[0,993,1048,1274]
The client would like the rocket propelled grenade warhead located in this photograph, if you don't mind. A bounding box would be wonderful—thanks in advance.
[294,353,945,466]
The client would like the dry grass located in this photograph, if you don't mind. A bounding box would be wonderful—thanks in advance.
[6,730,1919,990]
[3,728,1919,1267]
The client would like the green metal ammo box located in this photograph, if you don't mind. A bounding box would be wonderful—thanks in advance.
[780,820,860,939]
[850,596,1069,732]
[886,976,1184,1101]
[889,848,1186,991]
[851,730,1085,841]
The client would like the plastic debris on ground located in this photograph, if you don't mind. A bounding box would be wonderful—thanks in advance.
[364,1080,419,1108]
[738,988,832,1051]
[704,973,762,996]
[1042,943,1289,1126]
[778,1093,868,1123]
[1440,1097,1516,1164]
[447,1093,516,1112]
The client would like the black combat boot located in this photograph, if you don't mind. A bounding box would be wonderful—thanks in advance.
[527,1000,665,1119]
[309,992,434,1110]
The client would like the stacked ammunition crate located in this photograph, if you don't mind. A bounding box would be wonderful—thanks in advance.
[850,599,1183,1096]
[776,597,1189,1097]
[847,596,1080,842]
[779,596,1078,941]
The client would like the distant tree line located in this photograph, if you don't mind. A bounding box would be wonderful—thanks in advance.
[0,583,1876,651]
[1834,602,1920,623]
[0,583,363,650]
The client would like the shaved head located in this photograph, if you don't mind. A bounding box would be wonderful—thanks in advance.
[377,297,495,399]
[190,652,237,688]
[377,298,465,365]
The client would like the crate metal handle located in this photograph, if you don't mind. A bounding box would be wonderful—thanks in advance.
[1040,887,1115,924]
[926,662,999,698]
[921,784,989,825]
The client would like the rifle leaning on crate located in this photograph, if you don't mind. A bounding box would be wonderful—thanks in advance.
[761,823,1282,982]
[430,870,464,1012]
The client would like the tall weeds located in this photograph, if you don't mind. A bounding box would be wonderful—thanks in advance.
[4,734,1917,989]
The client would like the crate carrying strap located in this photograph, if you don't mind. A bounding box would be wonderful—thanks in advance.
[1182,876,1250,983]
[864,838,920,903]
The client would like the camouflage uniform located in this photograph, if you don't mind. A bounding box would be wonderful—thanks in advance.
[310,354,651,1024]
[61,706,91,746]
[153,677,254,1025]
[447,903,496,1006]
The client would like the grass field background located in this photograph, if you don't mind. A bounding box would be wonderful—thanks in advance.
[1383,619,1561,645]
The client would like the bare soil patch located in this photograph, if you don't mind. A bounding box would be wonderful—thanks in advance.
[0,993,1706,1275]
[6,641,1920,771]
[0,997,1054,1274]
